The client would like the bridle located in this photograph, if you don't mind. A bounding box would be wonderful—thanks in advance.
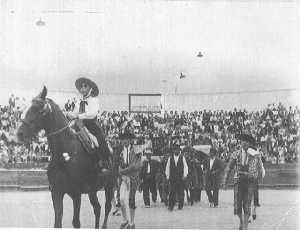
[46,123,71,137]
[21,98,72,138]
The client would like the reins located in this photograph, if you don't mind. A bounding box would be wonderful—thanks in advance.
[46,122,71,137]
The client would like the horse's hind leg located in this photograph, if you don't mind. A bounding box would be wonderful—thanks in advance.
[88,192,101,229]
[102,186,113,229]
[51,191,64,228]
[70,193,81,228]
[189,188,194,206]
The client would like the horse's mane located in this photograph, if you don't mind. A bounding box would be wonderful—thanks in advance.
[45,98,77,159]
[46,98,69,125]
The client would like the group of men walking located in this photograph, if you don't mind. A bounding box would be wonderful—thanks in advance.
[139,140,224,211]
[115,133,264,230]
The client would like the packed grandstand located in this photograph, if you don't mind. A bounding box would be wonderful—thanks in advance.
[0,94,299,168]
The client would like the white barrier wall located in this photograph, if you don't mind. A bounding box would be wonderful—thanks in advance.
[163,90,300,111]
[100,90,300,112]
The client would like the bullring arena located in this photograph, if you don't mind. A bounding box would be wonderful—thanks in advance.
[1,1,300,229]
[0,166,299,229]
[0,189,298,229]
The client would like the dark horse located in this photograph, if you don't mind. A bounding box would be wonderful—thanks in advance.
[16,86,117,228]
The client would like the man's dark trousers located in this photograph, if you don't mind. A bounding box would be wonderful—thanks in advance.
[206,187,219,206]
[167,154,185,210]
[253,178,259,206]
[204,157,223,207]
[168,180,184,210]
[143,175,157,206]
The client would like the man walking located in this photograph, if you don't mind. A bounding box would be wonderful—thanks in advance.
[165,143,189,211]
[118,133,143,229]
[204,147,224,207]
[140,148,159,208]
[222,133,264,230]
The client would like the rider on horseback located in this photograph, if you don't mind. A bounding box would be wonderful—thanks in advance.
[67,77,111,173]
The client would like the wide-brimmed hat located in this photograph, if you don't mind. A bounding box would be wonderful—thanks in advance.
[75,77,99,97]
[237,133,256,147]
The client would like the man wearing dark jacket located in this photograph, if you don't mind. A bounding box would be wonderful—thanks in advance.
[204,147,224,207]
[140,148,160,207]
[165,144,189,211]
[190,154,205,203]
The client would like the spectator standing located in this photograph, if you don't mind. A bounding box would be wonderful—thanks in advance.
[8,94,15,109]
[64,99,72,111]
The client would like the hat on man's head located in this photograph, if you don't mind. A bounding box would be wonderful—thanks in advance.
[173,143,181,151]
[75,77,99,97]
[236,133,256,147]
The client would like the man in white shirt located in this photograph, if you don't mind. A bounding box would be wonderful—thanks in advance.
[165,143,188,211]
[67,77,111,172]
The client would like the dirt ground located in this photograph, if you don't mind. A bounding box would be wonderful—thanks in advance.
[0,189,299,229]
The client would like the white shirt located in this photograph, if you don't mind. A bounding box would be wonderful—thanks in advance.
[147,161,151,173]
[73,96,100,120]
[241,149,248,166]
[174,155,180,165]
[209,157,215,170]
[122,146,131,165]
[165,154,189,180]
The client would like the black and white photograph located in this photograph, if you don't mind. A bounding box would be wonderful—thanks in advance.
[0,0,299,229]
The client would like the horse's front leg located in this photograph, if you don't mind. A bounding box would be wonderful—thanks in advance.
[70,193,81,228]
[51,191,64,228]
[102,186,113,229]
[189,187,194,206]
[88,191,101,229]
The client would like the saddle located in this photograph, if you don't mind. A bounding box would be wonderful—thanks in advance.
[70,120,99,153]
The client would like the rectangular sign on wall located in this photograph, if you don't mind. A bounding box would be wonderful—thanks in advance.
[129,93,162,113]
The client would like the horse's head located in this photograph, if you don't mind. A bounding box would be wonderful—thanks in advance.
[17,86,52,143]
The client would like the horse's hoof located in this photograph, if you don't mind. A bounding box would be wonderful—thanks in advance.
[72,220,81,229]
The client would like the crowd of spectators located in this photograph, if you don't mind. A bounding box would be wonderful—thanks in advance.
[95,103,300,164]
[0,93,299,168]
[64,98,76,112]
[0,95,50,168]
